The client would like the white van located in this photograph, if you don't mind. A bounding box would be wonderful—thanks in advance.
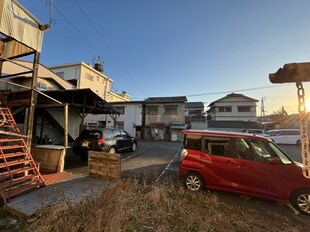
[265,129,301,145]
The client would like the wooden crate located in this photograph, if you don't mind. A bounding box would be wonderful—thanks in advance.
[88,151,121,182]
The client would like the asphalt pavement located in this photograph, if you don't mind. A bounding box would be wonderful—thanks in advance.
[65,140,182,184]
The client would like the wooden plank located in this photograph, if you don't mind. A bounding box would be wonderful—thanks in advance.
[88,151,121,182]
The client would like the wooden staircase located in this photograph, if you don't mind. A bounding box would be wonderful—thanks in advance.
[0,106,45,203]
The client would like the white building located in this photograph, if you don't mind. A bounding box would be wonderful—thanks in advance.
[207,93,258,122]
[48,61,131,102]
[207,93,260,131]
[85,101,143,139]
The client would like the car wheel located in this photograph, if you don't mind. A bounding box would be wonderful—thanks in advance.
[108,147,116,154]
[290,189,310,216]
[296,140,301,146]
[131,142,137,152]
[184,172,204,191]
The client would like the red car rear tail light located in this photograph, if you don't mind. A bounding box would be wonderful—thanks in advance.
[98,138,105,144]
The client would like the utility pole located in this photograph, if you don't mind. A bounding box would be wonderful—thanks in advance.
[260,97,266,122]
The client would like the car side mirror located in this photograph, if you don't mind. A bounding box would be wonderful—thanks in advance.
[266,157,282,164]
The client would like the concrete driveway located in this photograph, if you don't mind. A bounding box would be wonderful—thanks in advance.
[65,140,182,184]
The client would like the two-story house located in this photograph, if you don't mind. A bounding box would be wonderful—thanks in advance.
[48,61,131,102]
[85,96,187,141]
[185,102,207,129]
[144,96,187,141]
[207,93,260,130]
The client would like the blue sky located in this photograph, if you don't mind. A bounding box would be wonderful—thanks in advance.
[18,0,310,114]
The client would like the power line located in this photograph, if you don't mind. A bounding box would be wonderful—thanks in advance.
[73,0,148,97]
[186,84,294,97]
[54,4,148,97]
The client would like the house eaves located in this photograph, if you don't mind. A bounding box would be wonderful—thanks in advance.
[208,93,258,107]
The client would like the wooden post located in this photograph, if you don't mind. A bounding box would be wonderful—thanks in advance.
[26,51,40,149]
[23,108,29,135]
[64,103,68,147]
[80,91,86,133]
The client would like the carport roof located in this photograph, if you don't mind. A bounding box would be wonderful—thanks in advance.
[6,88,119,115]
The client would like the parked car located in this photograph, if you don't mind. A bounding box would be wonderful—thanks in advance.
[179,129,310,215]
[72,128,137,159]
[265,129,301,145]
[242,128,267,136]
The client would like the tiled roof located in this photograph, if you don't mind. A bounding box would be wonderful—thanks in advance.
[208,93,258,107]
[145,96,187,103]
[185,102,204,108]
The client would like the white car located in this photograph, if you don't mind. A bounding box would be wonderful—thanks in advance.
[265,129,301,145]
[243,129,268,136]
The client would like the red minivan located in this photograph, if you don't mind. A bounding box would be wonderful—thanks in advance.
[179,129,310,215]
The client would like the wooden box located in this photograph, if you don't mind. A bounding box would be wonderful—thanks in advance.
[88,151,121,182]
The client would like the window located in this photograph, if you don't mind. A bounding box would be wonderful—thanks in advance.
[238,106,251,112]
[116,121,124,129]
[120,130,128,137]
[146,107,158,115]
[218,107,232,112]
[165,106,178,115]
[87,123,98,129]
[184,134,201,151]
[97,76,100,82]
[115,106,125,114]
[113,129,122,137]
[85,73,94,81]
[36,82,47,89]
[102,129,114,138]
[56,72,64,77]
[203,136,233,157]
[233,138,293,164]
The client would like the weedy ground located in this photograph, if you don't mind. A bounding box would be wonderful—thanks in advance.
[1,180,309,232]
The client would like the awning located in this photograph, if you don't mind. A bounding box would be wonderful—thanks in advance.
[5,88,119,115]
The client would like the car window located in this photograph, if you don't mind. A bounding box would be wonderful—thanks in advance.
[268,143,293,164]
[113,129,122,137]
[102,129,114,139]
[203,136,234,158]
[121,130,128,137]
[184,134,201,151]
[79,130,101,139]
[235,139,255,160]
[234,138,293,164]
[267,131,277,136]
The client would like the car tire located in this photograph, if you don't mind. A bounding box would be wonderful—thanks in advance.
[184,172,205,191]
[108,147,116,154]
[131,142,137,152]
[290,188,310,216]
[296,140,301,146]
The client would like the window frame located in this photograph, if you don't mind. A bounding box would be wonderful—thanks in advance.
[164,106,178,115]
[238,106,251,112]
[146,106,159,115]
[218,106,232,112]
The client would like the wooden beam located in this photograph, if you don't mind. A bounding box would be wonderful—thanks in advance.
[26,52,40,148]
[64,103,68,147]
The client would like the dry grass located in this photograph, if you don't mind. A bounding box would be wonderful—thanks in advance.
[4,180,310,232]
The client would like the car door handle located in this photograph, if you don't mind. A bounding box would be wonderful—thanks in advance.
[238,162,246,166]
